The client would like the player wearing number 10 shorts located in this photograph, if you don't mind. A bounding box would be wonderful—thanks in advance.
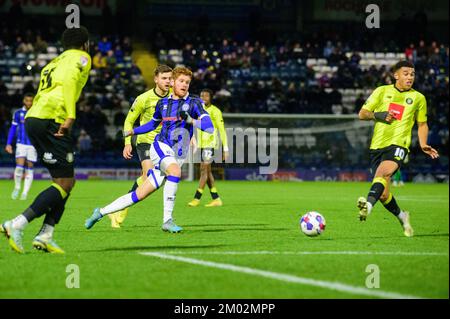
[356,60,439,237]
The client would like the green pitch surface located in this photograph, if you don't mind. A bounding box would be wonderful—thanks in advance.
[0,180,448,299]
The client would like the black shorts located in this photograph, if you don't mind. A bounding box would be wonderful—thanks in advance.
[200,148,215,163]
[369,145,409,176]
[25,118,75,178]
[136,143,152,162]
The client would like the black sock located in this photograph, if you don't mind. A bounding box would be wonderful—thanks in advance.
[210,190,219,200]
[194,189,203,200]
[382,195,401,216]
[44,194,70,226]
[22,207,39,222]
[367,182,385,206]
[129,181,139,193]
[24,186,64,223]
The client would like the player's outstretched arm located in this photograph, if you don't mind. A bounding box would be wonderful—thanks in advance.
[125,118,161,137]
[418,121,439,159]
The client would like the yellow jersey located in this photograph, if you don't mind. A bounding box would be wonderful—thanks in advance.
[197,104,228,151]
[124,88,169,145]
[26,49,91,124]
[362,84,427,150]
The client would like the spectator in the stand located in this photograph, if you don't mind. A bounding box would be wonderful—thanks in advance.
[34,35,48,53]
[15,36,34,54]
[114,45,124,63]
[78,129,92,154]
[105,50,117,67]
[405,43,416,62]
[113,108,126,127]
[23,81,35,95]
[323,41,334,58]
[266,93,281,113]
[354,93,365,113]
[122,36,132,55]
[285,82,298,113]
[416,40,428,59]
[93,51,107,68]
[98,36,112,54]
[92,104,109,141]
[0,104,11,141]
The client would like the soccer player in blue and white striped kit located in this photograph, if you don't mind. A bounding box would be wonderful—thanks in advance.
[85,67,214,232]
[5,93,37,200]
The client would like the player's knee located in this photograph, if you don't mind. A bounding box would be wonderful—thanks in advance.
[379,192,389,202]
[200,164,208,175]
[166,164,181,177]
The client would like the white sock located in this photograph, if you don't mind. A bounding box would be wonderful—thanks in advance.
[14,166,24,190]
[11,214,28,230]
[37,224,54,241]
[22,168,34,196]
[366,202,373,215]
[397,211,406,222]
[100,192,137,216]
[163,178,179,223]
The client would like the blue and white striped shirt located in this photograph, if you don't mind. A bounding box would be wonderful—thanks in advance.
[7,107,32,146]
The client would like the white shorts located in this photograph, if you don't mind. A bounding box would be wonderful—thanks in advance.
[16,143,37,163]
[150,141,185,174]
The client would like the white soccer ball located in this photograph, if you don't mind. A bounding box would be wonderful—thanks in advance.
[300,211,326,237]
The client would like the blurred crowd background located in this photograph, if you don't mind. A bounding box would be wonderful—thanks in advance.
[0,0,447,181]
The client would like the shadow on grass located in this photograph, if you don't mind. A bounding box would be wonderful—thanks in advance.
[412,233,449,238]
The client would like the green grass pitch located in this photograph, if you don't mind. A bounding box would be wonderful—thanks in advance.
[0,180,448,298]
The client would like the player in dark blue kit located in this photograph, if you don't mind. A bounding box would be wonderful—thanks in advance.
[5,93,37,200]
[85,67,214,232]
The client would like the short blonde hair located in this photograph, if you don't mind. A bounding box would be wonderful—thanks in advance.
[172,66,193,80]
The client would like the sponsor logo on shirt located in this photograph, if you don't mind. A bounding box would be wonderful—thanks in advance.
[43,152,57,164]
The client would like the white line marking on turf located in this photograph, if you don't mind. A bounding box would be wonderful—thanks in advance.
[152,251,448,256]
[140,252,424,299]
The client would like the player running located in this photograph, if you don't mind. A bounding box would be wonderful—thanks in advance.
[85,66,214,232]
[5,93,37,200]
[108,65,172,228]
[357,60,439,237]
[188,88,229,207]
[1,27,91,254]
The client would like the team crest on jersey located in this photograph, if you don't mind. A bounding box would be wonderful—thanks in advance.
[66,152,74,163]
[80,56,89,67]
[163,104,168,110]
[406,98,413,105]
[182,103,190,112]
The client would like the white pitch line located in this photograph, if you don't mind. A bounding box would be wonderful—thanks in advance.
[152,250,448,256]
[140,252,424,299]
